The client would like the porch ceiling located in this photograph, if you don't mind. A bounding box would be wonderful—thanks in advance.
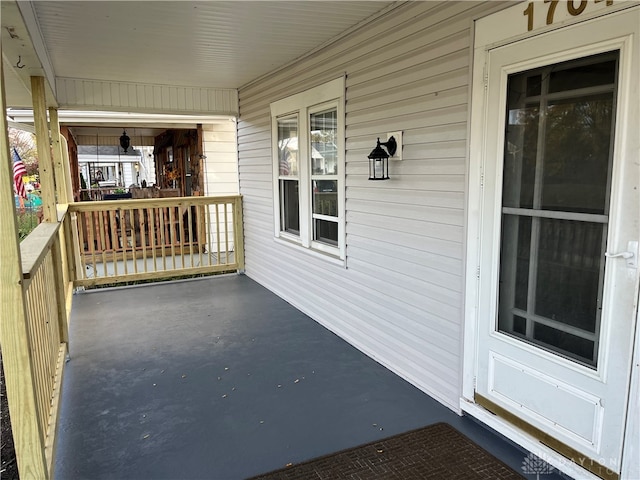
[2,1,394,110]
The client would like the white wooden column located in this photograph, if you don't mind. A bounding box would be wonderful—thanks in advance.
[0,46,49,480]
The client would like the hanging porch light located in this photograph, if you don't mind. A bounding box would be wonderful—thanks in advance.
[119,130,131,153]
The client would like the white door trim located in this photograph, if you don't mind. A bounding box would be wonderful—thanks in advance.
[462,3,640,479]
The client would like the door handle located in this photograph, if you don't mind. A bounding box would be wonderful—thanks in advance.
[605,241,638,268]
[605,251,633,259]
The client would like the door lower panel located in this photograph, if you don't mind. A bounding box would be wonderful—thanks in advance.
[474,393,618,480]
[488,352,602,446]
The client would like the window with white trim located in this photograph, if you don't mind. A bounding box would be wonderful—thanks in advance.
[271,78,345,259]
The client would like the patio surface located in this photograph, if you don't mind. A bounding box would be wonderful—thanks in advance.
[54,274,568,480]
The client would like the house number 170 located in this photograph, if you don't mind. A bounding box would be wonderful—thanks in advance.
[524,0,613,31]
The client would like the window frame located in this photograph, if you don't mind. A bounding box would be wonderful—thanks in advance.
[270,77,345,260]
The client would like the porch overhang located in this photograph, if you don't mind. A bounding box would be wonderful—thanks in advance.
[2,0,396,114]
[6,109,235,146]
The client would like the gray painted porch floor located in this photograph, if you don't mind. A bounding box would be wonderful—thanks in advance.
[54,275,568,480]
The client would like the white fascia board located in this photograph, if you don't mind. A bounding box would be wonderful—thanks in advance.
[6,109,234,127]
[78,155,140,163]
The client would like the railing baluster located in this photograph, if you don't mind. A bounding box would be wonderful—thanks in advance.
[120,209,128,276]
[149,207,157,273]
[223,203,229,265]
[109,211,119,278]
[98,211,108,277]
[169,207,177,270]
[205,203,213,266]
[139,208,148,273]
[130,209,138,275]
[76,212,87,280]
[178,204,186,269]
[197,205,204,267]
[187,206,194,268]
[159,207,167,271]
[42,256,57,391]
[25,278,46,433]
[87,211,98,278]
[214,203,221,265]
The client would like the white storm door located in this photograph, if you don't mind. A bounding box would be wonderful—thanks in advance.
[474,10,639,475]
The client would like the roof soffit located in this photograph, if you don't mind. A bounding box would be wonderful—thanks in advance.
[30,1,395,91]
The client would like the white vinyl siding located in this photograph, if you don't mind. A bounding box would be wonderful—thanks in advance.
[203,121,239,197]
[203,121,239,251]
[237,1,495,411]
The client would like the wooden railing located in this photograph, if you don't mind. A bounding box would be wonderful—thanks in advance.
[2,195,243,479]
[67,195,244,287]
[15,212,72,477]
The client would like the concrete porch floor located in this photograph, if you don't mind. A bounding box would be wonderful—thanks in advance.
[54,274,568,480]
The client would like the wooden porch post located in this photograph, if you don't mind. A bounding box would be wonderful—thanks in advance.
[61,135,83,284]
[197,124,205,194]
[0,47,49,479]
[233,196,245,272]
[31,77,56,223]
[49,108,73,204]
[50,107,80,321]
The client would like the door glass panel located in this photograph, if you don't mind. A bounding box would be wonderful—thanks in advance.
[503,104,538,209]
[541,94,613,214]
[535,218,604,332]
[526,75,542,96]
[548,56,617,93]
[497,52,618,367]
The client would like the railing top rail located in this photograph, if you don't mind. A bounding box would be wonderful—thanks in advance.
[20,222,61,280]
[68,195,242,212]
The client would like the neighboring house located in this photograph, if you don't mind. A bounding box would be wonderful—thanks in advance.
[2,2,639,479]
[78,145,150,188]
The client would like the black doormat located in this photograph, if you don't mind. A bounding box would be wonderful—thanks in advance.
[247,422,524,480]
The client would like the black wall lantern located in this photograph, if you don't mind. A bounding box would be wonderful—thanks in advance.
[119,130,131,153]
[368,136,397,180]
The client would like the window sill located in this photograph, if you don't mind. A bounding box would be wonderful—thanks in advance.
[273,235,345,268]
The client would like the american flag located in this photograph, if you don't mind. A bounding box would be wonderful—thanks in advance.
[12,147,28,199]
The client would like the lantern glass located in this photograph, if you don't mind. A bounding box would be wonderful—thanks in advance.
[369,157,389,180]
[368,139,390,180]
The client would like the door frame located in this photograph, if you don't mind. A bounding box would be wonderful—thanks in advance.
[461,3,640,479]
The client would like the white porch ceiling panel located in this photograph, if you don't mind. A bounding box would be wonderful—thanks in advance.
[31,1,393,91]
